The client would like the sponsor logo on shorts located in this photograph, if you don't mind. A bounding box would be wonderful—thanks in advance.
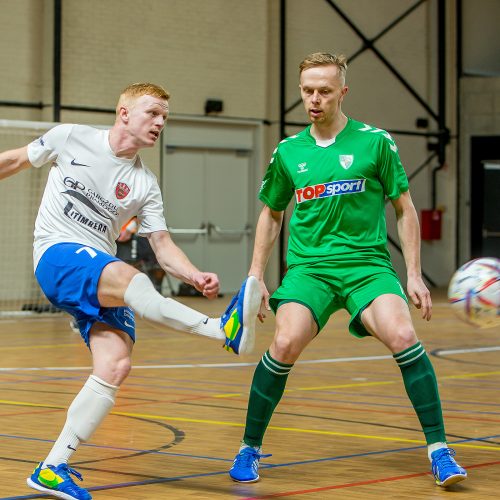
[295,179,366,204]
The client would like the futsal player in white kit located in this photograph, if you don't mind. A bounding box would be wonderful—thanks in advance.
[0,83,260,499]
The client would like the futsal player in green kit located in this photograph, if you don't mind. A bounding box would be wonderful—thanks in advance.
[228,52,467,488]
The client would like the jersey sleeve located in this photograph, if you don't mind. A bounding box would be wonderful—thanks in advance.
[377,133,409,199]
[27,124,73,168]
[258,148,294,211]
[136,172,168,235]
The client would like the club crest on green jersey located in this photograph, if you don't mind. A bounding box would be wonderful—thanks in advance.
[339,155,353,169]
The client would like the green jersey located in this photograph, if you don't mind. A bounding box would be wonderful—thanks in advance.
[259,117,409,266]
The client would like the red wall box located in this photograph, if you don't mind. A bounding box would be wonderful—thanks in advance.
[420,209,442,240]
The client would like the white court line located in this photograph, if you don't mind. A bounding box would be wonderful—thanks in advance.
[435,346,500,355]
[0,356,392,372]
[0,346,499,372]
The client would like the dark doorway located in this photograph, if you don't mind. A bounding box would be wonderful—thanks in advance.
[470,136,500,258]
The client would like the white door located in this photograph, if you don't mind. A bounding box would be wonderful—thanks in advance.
[163,146,253,294]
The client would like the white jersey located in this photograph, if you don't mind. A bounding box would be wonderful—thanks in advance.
[27,124,168,268]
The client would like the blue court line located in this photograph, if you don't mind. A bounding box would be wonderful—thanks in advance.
[4,435,500,499]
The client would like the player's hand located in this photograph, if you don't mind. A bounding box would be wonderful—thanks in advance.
[254,277,270,323]
[407,275,432,321]
[117,229,133,242]
[192,272,220,300]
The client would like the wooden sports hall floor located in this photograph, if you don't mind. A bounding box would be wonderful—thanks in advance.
[0,289,499,499]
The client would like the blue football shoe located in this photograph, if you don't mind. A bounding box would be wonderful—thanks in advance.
[431,448,467,487]
[27,462,92,499]
[221,276,261,355]
[229,446,272,483]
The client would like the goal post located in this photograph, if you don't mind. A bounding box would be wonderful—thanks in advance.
[0,120,54,316]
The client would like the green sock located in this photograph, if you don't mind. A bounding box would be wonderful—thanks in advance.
[243,350,293,447]
[394,341,446,444]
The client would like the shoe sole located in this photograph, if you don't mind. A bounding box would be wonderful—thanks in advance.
[230,473,260,483]
[27,478,77,500]
[437,473,467,487]
[238,276,261,355]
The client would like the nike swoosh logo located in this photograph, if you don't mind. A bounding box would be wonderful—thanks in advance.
[124,321,134,328]
[67,445,76,451]
[202,318,209,324]
[71,158,92,167]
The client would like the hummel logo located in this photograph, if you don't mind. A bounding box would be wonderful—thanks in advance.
[67,444,76,451]
[297,162,308,173]
[71,158,92,167]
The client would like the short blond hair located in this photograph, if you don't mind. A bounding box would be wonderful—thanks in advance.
[299,52,347,80]
[116,83,170,113]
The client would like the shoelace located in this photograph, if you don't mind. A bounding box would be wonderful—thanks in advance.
[434,448,457,469]
[55,464,84,482]
[234,449,272,469]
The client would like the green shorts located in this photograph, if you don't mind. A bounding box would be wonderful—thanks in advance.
[269,259,408,337]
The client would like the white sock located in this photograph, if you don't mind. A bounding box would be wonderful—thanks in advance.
[43,375,117,467]
[240,441,261,453]
[124,273,224,340]
[428,442,448,461]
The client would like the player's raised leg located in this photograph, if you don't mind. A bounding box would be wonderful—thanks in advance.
[99,260,261,354]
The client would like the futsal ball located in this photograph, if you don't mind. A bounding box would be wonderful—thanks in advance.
[447,257,500,329]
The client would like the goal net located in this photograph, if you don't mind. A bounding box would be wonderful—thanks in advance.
[0,119,54,316]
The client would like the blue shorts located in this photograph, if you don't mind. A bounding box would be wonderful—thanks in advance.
[35,243,136,347]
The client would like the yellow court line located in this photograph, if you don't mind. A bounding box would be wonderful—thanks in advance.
[216,370,500,398]
[0,399,498,451]
[443,371,500,380]
[208,372,500,398]
[286,381,397,392]
[111,410,500,451]
[0,399,63,409]
[213,381,398,398]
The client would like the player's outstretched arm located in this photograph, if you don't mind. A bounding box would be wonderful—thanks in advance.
[0,146,31,181]
[148,229,220,299]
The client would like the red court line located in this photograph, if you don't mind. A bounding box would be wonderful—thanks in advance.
[245,460,500,498]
